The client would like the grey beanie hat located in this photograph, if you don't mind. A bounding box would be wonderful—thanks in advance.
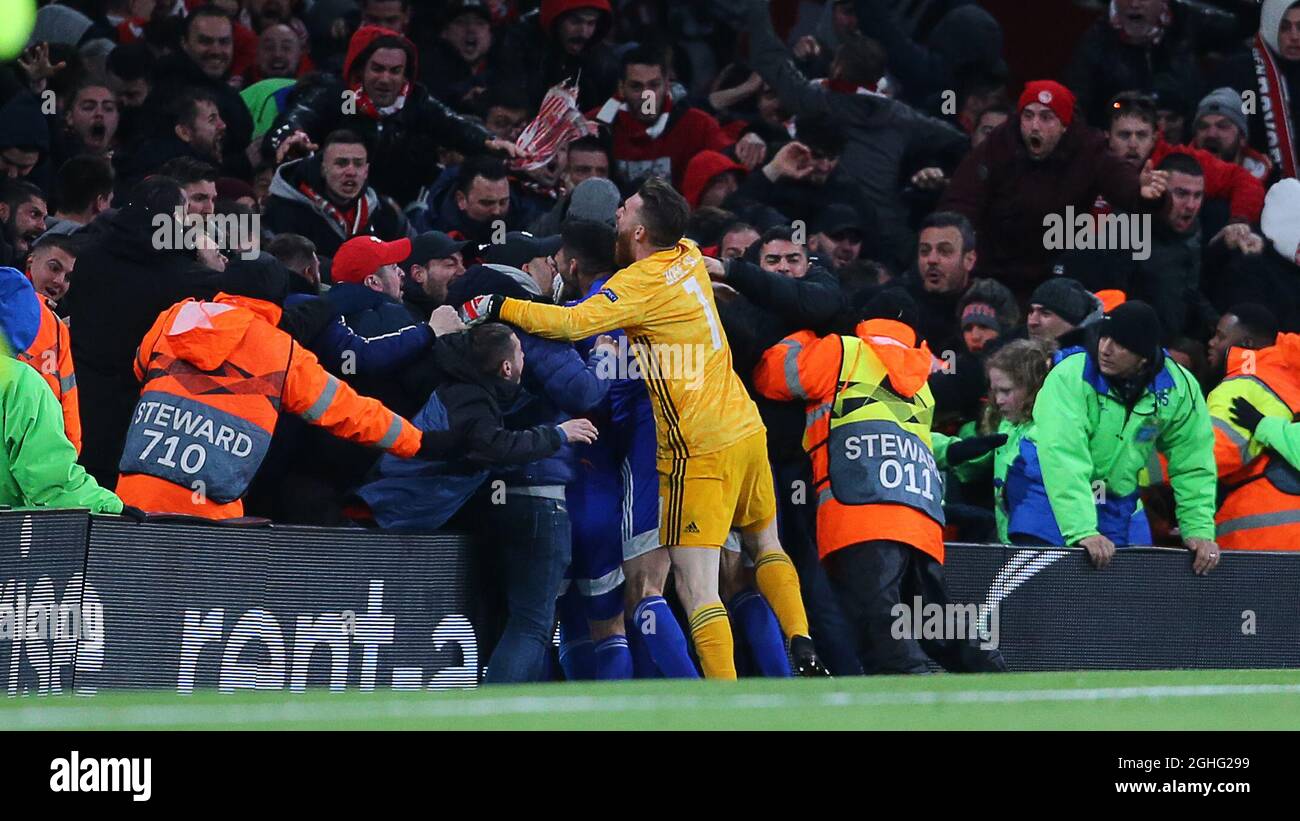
[1195,87,1249,137]
[564,178,621,228]
[1030,277,1096,326]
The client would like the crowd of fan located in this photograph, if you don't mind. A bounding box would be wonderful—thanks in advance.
[2,0,1300,555]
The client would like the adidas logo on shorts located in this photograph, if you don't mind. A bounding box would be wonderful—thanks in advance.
[684,522,700,534]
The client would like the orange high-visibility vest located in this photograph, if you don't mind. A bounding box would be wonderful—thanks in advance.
[16,300,80,453]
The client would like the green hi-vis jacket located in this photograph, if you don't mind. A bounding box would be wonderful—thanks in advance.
[0,356,122,513]
[1027,346,1216,544]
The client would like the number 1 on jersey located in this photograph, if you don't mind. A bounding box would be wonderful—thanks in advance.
[682,277,722,350]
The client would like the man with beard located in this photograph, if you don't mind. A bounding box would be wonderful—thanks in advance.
[265,24,513,210]
[116,89,226,189]
[42,155,114,239]
[462,177,828,678]
[263,129,404,259]
[412,155,518,244]
[1207,304,1278,374]
[943,79,1167,299]
[402,230,468,319]
[502,0,620,111]
[55,79,120,166]
[1192,88,1275,183]
[1212,0,1300,181]
[146,6,255,179]
[808,204,866,274]
[1054,154,1218,342]
[424,0,500,111]
[0,180,47,270]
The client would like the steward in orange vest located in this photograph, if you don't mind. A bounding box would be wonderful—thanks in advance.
[1208,333,1300,549]
[116,256,454,520]
[754,295,1006,674]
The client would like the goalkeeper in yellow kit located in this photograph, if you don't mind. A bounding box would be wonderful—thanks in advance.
[461,177,826,678]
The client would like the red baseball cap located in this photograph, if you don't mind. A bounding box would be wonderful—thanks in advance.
[332,236,413,284]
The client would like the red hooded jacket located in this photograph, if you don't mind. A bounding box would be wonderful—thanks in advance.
[681,150,748,210]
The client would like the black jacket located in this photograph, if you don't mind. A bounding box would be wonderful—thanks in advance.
[1051,222,1215,342]
[1064,17,1203,129]
[262,155,404,258]
[434,331,565,466]
[719,257,847,461]
[730,168,883,262]
[263,77,490,207]
[145,50,255,179]
[1209,246,1300,332]
[64,206,230,486]
[901,269,966,354]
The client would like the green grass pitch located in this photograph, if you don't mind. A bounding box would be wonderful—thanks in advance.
[3,669,1300,730]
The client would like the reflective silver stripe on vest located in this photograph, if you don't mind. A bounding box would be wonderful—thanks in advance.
[1220,375,1288,408]
[806,401,831,434]
[1212,416,1251,466]
[1217,508,1300,537]
[59,372,76,393]
[303,375,340,422]
[376,414,403,450]
[779,339,805,399]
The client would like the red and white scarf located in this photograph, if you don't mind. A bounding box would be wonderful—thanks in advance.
[351,81,410,121]
[296,180,370,238]
[514,80,597,171]
[1252,33,1299,179]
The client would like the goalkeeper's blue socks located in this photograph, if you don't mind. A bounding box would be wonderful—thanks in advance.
[730,590,792,677]
[631,596,699,678]
[594,635,633,680]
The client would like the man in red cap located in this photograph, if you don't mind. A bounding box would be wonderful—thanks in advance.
[324,235,466,405]
[942,78,1170,300]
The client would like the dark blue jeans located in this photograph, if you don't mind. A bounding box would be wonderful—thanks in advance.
[484,494,572,684]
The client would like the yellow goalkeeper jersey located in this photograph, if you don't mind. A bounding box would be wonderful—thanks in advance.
[498,239,763,459]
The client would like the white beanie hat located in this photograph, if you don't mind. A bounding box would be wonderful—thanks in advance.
[1262,178,1300,263]
[1260,0,1300,55]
